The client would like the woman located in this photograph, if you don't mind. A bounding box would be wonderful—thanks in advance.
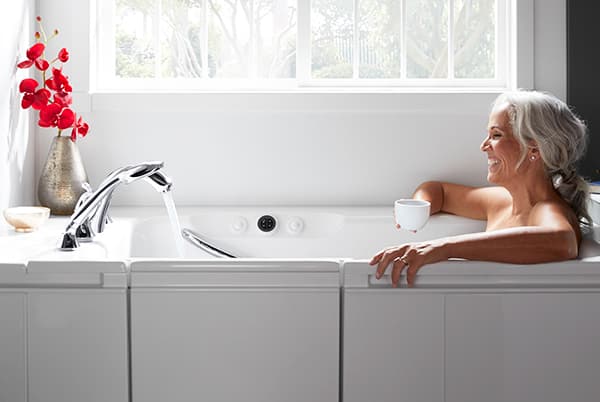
[371,90,590,287]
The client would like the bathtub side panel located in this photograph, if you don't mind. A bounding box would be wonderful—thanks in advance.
[446,292,600,402]
[342,290,445,402]
[131,288,340,402]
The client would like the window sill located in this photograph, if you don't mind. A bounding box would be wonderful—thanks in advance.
[83,90,505,114]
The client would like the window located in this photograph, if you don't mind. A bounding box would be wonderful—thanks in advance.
[96,0,509,90]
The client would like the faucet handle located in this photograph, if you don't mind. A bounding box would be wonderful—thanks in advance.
[74,182,94,212]
[75,222,94,241]
[73,182,96,241]
[60,232,79,251]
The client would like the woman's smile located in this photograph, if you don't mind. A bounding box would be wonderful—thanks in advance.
[487,157,500,170]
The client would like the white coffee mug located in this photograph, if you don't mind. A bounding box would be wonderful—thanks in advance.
[394,199,431,231]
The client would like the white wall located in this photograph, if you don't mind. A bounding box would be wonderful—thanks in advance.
[34,0,567,207]
[0,0,36,213]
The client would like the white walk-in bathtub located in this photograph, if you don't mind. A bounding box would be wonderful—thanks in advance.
[2,205,600,402]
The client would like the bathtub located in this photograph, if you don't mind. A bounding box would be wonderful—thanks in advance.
[122,206,600,402]
[2,205,600,402]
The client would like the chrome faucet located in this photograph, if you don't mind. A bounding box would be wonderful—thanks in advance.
[60,161,172,251]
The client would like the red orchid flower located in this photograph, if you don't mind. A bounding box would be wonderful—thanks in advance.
[56,107,75,129]
[18,78,51,110]
[58,48,69,62]
[39,103,75,129]
[53,92,72,107]
[45,67,72,92]
[71,116,89,141]
[38,103,60,127]
[17,43,49,71]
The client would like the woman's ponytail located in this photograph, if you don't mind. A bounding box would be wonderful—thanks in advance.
[553,170,592,226]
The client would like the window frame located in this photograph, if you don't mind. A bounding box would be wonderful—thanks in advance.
[94,0,516,91]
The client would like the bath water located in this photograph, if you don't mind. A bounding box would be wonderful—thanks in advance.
[162,191,185,257]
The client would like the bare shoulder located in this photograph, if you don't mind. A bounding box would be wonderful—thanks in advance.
[528,199,579,229]
[528,198,582,245]
[440,183,511,219]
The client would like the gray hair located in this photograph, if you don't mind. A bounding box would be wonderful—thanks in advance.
[493,90,591,226]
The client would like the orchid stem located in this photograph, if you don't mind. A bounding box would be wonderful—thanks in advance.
[37,20,47,43]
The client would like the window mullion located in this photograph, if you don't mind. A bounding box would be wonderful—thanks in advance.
[400,0,406,79]
[203,0,209,79]
[297,0,311,84]
[448,0,455,79]
[497,0,501,81]
[353,0,359,79]
[154,0,162,79]
[497,0,507,84]
[249,0,256,79]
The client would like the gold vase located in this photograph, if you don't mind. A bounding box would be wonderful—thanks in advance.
[38,136,88,216]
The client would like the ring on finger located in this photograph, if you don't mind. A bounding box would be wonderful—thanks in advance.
[400,257,409,266]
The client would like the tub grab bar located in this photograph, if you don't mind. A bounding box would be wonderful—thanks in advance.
[181,228,237,258]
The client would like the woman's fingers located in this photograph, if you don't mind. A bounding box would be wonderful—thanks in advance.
[375,254,390,279]
[369,250,384,265]
[374,248,399,279]
[405,261,422,287]
[391,257,408,287]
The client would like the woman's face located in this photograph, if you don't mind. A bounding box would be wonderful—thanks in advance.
[480,103,524,185]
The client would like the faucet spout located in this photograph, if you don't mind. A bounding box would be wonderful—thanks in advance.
[113,161,164,184]
[60,161,172,251]
[146,170,173,193]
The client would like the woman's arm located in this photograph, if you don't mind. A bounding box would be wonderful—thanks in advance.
[442,226,577,263]
[371,203,579,287]
[412,181,504,220]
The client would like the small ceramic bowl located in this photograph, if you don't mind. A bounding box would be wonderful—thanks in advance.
[3,206,51,232]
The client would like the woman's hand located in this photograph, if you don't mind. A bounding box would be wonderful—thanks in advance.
[369,241,448,287]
